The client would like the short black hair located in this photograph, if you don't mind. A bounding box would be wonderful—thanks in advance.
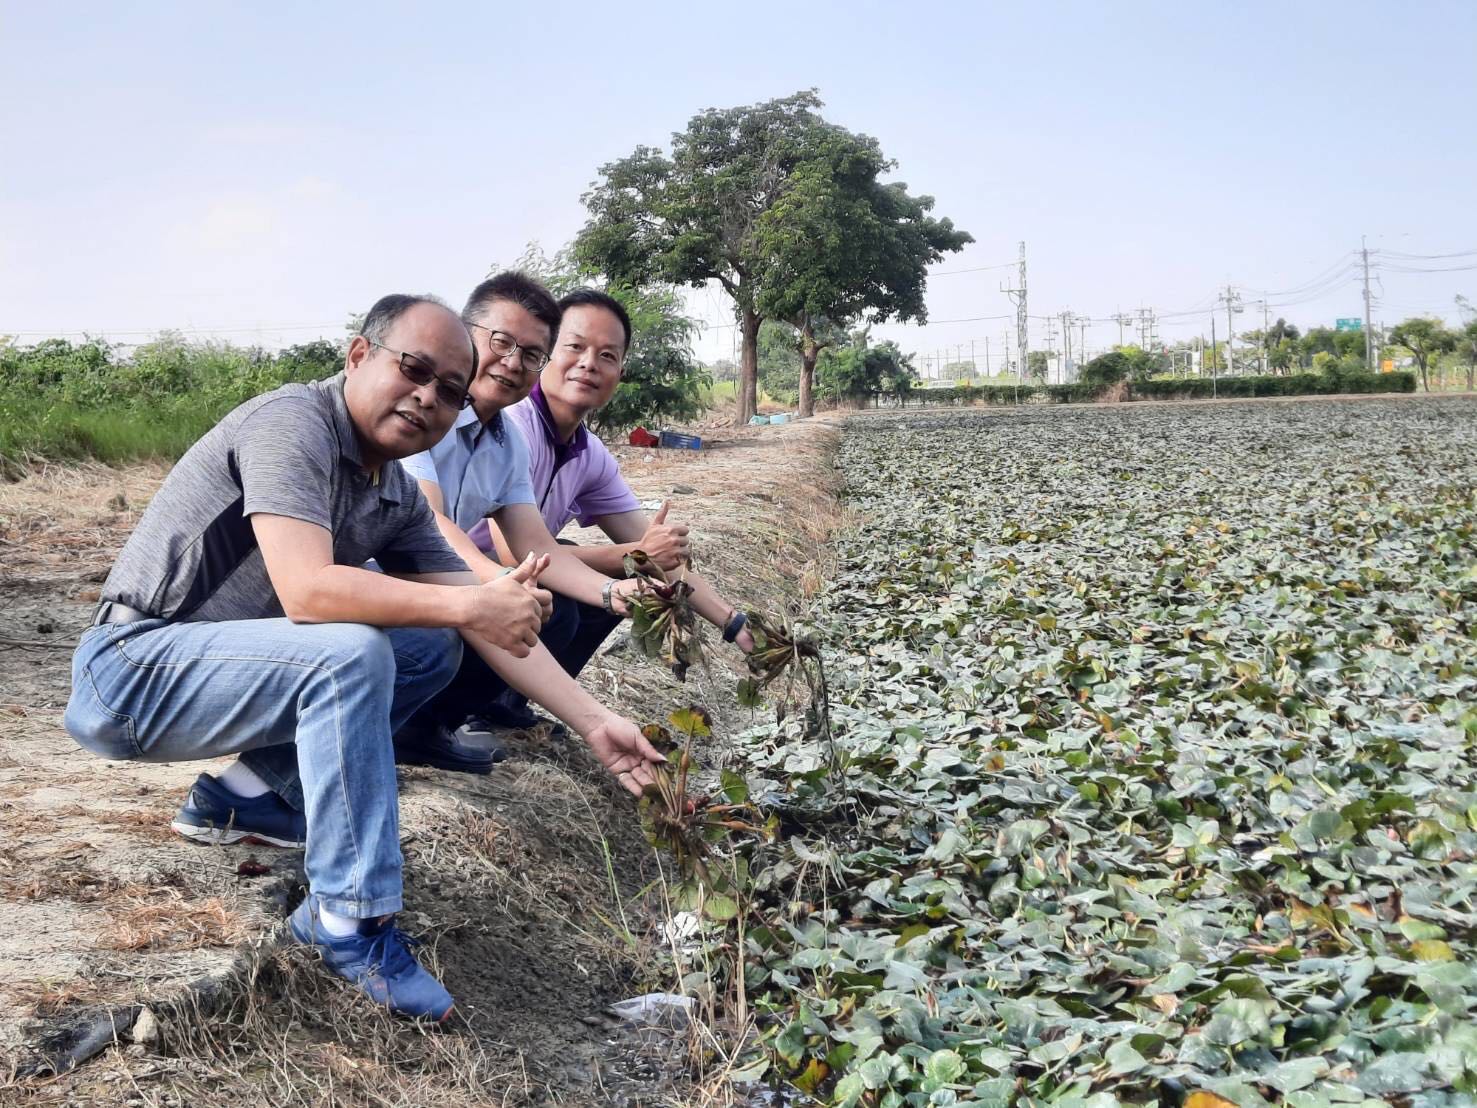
[361,292,477,377]
[558,288,632,354]
[462,273,561,349]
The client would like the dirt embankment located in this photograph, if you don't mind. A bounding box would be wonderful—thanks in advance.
[0,418,844,1107]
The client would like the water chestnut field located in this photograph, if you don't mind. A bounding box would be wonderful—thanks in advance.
[735,397,1477,1106]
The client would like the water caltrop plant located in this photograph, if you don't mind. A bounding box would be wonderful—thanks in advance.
[716,399,1477,1105]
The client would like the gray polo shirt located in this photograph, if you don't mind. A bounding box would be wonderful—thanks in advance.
[101,372,467,622]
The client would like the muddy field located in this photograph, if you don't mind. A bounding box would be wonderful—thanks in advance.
[0,418,843,1107]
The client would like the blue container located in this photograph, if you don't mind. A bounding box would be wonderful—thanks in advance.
[659,430,702,450]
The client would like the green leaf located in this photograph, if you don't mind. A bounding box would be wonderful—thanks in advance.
[668,705,712,737]
[922,1048,966,1089]
[1104,1039,1147,1074]
[719,767,750,804]
[703,893,739,921]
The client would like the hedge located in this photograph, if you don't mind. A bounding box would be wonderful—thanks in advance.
[906,372,1416,408]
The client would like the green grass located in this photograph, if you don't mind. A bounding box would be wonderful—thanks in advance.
[0,394,221,476]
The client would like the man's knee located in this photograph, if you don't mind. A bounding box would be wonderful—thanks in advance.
[316,623,398,680]
[63,677,141,762]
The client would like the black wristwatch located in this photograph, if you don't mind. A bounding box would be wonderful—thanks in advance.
[722,609,748,643]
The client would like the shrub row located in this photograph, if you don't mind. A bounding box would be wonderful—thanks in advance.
[909,371,1417,408]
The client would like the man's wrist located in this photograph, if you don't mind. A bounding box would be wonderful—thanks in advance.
[722,609,748,643]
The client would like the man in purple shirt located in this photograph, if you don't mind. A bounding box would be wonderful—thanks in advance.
[433,288,754,736]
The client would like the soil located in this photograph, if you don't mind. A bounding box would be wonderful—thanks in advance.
[0,419,843,1106]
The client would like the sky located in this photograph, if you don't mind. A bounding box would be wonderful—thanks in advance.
[3,1,1474,375]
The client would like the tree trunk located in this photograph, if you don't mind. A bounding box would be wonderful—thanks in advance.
[736,306,761,426]
[1418,358,1429,392]
[797,318,818,418]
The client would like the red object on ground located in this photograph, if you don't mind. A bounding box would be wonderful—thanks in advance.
[629,427,659,447]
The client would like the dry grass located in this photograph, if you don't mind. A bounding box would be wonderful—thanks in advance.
[97,891,248,953]
[8,980,106,1019]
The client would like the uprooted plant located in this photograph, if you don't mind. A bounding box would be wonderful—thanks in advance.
[624,550,705,680]
[637,707,774,888]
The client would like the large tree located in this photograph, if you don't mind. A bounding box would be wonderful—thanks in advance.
[574,90,968,424]
[750,120,970,416]
[1388,317,1455,392]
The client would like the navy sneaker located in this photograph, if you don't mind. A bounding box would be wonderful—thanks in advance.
[288,897,454,1022]
[460,704,568,741]
[393,721,502,774]
[171,772,306,848]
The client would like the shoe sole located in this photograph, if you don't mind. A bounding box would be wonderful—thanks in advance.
[393,755,496,774]
[172,820,305,849]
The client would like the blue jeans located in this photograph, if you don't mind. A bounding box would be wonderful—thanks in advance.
[64,618,461,918]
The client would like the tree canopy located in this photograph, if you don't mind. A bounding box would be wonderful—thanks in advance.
[574,90,967,424]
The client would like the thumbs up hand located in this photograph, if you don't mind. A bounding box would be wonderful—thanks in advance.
[638,500,691,570]
[465,553,551,656]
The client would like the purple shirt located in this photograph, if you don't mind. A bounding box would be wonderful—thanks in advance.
[467,382,640,548]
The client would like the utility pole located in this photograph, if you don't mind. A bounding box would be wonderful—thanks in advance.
[1112,311,1132,348]
[1001,241,1028,402]
[1219,285,1242,376]
[1211,315,1218,399]
[1059,311,1074,383]
[1361,235,1374,369]
[1043,316,1059,385]
[1259,299,1270,375]
[1077,317,1088,366]
[984,335,990,377]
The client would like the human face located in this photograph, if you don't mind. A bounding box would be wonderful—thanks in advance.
[540,304,626,416]
[465,300,552,419]
[343,302,475,466]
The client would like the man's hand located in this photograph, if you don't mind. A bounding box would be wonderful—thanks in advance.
[608,577,643,617]
[638,500,691,571]
[583,715,667,797]
[463,553,551,657]
[734,624,755,654]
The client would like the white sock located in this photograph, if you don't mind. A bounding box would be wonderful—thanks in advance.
[317,905,365,937]
[218,760,273,798]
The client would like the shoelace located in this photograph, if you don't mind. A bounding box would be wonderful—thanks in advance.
[360,925,423,979]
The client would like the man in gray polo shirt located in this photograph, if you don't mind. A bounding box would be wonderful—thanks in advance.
[63,294,664,1021]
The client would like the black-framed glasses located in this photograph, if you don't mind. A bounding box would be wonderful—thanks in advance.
[467,322,550,374]
[368,341,473,410]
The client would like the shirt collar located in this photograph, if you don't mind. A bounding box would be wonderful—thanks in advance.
[453,404,482,436]
[320,372,402,504]
[530,380,589,459]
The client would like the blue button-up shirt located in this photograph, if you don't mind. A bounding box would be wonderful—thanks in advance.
[400,407,536,534]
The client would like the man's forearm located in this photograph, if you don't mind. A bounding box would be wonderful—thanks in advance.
[685,570,742,630]
[566,541,637,577]
[462,629,611,736]
[290,564,472,628]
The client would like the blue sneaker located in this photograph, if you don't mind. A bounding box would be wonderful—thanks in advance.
[171,772,307,848]
[288,897,455,1022]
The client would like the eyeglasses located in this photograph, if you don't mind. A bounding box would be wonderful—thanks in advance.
[369,341,473,410]
[467,322,551,374]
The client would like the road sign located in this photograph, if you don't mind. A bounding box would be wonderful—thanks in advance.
[1336,318,1363,332]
